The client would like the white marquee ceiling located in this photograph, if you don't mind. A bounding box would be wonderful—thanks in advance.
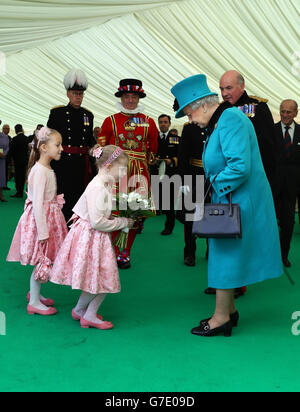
[0,0,299,134]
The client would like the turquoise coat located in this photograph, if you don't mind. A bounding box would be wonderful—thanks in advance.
[203,108,282,289]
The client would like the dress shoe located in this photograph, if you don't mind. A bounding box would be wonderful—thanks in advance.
[191,320,232,337]
[80,318,114,330]
[117,250,131,269]
[204,287,216,295]
[0,198,7,202]
[161,228,173,235]
[283,258,291,268]
[72,309,103,321]
[184,256,195,267]
[234,287,246,299]
[3,187,10,191]
[27,292,54,307]
[200,311,239,328]
[27,305,57,316]
[117,260,131,269]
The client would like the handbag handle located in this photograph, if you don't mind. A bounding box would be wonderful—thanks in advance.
[39,241,49,258]
[204,173,234,217]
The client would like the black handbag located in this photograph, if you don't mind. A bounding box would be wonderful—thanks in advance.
[192,174,242,239]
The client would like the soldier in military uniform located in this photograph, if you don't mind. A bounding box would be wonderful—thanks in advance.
[220,70,279,197]
[99,79,158,269]
[177,120,207,266]
[47,69,95,222]
[152,114,180,235]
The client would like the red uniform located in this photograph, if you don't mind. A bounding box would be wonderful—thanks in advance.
[99,111,158,262]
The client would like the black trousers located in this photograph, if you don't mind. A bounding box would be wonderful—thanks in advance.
[14,161,27,196]
[275,189,297,260]
[184,221,196,258]
[160,178,176,231]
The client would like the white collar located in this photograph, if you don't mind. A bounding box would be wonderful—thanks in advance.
[116,102,145,115]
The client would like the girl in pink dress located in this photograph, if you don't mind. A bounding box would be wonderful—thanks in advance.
[7,127,68,316]
[50,145,134,330]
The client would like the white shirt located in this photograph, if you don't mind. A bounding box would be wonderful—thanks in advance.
[281,121,295,143]
[159,131,169,140]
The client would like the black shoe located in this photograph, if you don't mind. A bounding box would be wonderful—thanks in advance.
[204,287,216,295]
[234,287,246,299]
[184,256,195,267]
[191,320,233,337]
[283,258,291,268]
[200,311,239,328]
[3,187,10,191]
[161,228,173,235]
[117,261,131,269]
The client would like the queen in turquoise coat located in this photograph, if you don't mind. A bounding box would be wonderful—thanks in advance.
[171,74,282,337]
[202,106,282,289]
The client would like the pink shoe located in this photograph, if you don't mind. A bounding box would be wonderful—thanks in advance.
[72,309,103,322]
[80,318,114,330]
[27,304,57,316]
[27,292,54,307]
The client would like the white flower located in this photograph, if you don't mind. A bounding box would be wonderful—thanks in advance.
[128,192,142,203]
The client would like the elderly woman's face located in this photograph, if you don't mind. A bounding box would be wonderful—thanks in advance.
[183,104,210,128]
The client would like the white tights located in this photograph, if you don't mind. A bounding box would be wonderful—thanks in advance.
[74,292,107,324]
[29,272,48,310]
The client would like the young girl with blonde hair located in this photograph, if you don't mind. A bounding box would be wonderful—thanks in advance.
[7,127,68,315]
[50,145,134,330]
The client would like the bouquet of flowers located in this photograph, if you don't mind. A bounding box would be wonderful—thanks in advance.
[113,192,156,249]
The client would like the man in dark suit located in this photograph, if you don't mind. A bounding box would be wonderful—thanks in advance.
[152,114,180,235]
[274,99,299,267]
[177,122,207,266]
[220,70,279,197]
[47,69,95,222]
[9,124,29,198]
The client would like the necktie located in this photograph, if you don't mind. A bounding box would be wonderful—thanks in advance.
[162,133,166,140]
[283,126,292,158]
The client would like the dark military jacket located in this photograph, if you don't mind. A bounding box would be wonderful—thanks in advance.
[156,131,180,176]
[47,103,94,221]
[176,123,208,223]
[234,91,279,195]
[48,103,94,149]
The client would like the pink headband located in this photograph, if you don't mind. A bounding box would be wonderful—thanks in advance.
[93,146,124,166]
[103,147,124,166]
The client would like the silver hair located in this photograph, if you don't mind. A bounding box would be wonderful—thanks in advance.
[237,73,245,87]
[189,95,219,111]
[280,99,298,110]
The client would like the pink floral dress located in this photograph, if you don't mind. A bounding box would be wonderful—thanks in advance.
[50,174,129,294]
[7,162,68,266]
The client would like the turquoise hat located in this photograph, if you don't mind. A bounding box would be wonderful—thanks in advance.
[171,74,218,119]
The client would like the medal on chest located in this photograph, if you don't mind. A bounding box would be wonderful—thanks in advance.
[237,104,256,118]
[84,115,90,126]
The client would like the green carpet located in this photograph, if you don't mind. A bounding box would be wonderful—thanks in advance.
[1,185,300,392]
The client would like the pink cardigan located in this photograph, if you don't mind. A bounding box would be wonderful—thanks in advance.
[73,173,128,232]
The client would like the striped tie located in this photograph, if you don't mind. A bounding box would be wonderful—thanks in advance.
[283,126,292,158]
